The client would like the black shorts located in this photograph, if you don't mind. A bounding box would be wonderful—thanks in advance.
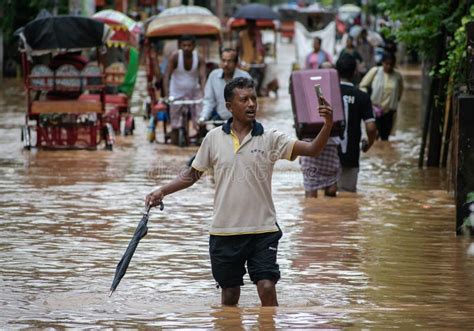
[209,226,283,288]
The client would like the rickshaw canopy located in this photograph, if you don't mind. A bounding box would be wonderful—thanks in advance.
[20,16,110,55]
[93,9,140,47]
[227,17,279,30]
[299,3,333,14]
[146,5,221,39]
[232,3,280,21]
[93,9,140,33]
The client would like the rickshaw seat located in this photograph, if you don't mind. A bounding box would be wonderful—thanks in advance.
[79,93,128,107]
[82,63,102,86]
[30,65,54,88]
[104,62,126,85]
[31,100,103,114]
[42,64,82,100]
[55,64,82,90]
[49,53,88,71]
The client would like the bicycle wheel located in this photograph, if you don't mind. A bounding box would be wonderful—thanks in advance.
[178,127,186,147]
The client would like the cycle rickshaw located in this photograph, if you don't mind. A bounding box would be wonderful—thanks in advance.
[225,4,281,97]
[81,9,141,135]
[226,17,280,97]
[143,5,222,146]
[19,15,114,150]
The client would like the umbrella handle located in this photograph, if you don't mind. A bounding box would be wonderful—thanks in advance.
[158,201,164,211]
[145,201,164,214]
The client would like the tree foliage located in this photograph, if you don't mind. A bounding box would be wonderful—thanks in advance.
[378,0,473,87]
[377,0,467,62]
[437,5,474,83]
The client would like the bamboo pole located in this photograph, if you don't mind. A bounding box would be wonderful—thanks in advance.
[418,65,435,168]
[440,76,453,166]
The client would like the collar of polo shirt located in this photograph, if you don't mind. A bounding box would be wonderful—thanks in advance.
[222,118,264,137]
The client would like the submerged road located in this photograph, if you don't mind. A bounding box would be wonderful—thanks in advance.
[0,41,472,328]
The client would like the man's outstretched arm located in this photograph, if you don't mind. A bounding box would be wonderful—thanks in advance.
[146,167,203,207]
[290,98,333,159]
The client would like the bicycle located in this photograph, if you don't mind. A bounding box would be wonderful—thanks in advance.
[167,97,203,147]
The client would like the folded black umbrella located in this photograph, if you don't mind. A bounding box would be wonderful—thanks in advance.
[109,201,164,297]
[233,3,280,21]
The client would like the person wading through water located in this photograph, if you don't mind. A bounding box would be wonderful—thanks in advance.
[336,53,377,192]
[146,77,333,306]
[163,34,207,144]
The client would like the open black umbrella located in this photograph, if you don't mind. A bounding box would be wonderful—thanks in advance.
[233,3,280,21]
[109,201,164,297]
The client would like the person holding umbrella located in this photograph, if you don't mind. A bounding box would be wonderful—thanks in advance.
[233,3,280,97]
[146,77,333,306]
[237,19,265,95]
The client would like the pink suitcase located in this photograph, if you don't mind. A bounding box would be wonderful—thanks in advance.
[289,68,345,139]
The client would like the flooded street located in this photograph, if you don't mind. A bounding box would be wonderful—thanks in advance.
[1,41,473,329]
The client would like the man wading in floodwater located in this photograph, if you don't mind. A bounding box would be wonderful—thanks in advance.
[146,77,333,306]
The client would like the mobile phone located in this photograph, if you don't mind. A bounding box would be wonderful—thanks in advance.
[314,84,325,105]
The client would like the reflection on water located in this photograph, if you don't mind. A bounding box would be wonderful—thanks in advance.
[1,42,473,328]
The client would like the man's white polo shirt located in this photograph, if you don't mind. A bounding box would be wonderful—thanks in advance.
[191,119,297,235]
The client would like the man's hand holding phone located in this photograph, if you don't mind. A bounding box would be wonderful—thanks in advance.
[314,84,325,105]
[314,84,333,127]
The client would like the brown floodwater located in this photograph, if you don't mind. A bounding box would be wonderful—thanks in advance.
[1,42,473,329]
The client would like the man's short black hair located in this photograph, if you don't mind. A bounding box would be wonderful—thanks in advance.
[178,34,196,44]
[224,77,255,102]
[382,51,396,63]
[336,53,357,79]
[220,47,239,63]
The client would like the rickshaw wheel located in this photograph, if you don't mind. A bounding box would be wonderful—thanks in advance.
[103,123,115,151]
[21,126,32,150]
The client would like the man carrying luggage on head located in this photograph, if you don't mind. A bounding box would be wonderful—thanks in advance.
[299,36,340,198]
[146,77,333,306]
[237,20,266,96]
